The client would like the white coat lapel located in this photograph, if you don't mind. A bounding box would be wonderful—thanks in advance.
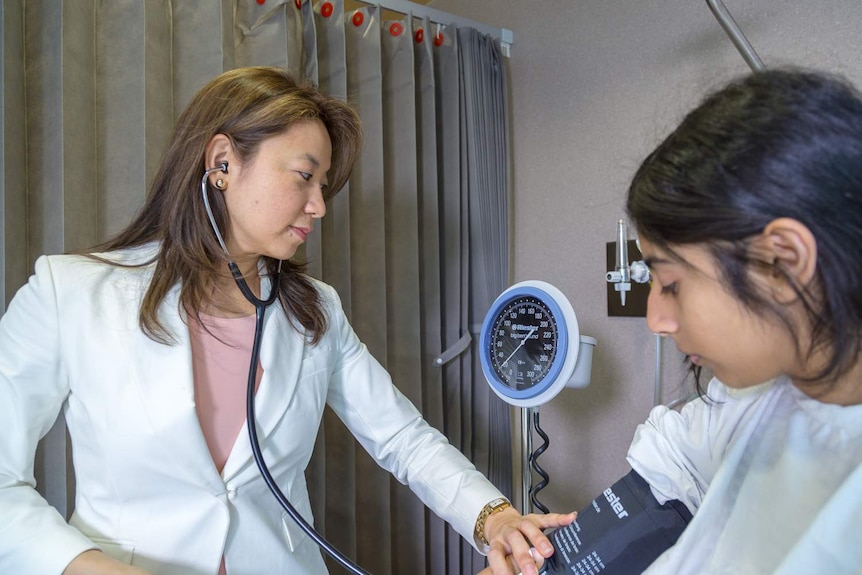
[122,282,226,491]
[221,303,306,482]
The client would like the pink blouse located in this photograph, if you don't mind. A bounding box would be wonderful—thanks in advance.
[189,313,263,575]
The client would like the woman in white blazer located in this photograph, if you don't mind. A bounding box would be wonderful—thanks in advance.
[0,67,575,575]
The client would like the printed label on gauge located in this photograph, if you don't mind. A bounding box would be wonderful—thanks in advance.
[489,295,559,390]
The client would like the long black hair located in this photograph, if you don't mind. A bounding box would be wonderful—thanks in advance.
[628,68,862,388]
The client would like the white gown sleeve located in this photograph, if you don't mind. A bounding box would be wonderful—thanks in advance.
[626,377,772,514]
[0,256,98,574]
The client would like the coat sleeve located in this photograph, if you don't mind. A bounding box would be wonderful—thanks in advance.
[0,256,98,574]
[320,285,503,552]
[625,377,773,515]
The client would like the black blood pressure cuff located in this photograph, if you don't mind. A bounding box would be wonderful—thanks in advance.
[539,470,692,575]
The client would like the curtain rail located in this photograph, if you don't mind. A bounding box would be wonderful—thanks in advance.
[354,0,514,57]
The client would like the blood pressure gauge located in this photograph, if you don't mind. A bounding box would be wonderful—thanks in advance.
[480,281,595,408]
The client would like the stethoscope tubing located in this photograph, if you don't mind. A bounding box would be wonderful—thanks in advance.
[201,163,370,575]
[243,297,369,575]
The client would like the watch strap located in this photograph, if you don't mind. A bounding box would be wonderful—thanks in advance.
[474,497,512,547]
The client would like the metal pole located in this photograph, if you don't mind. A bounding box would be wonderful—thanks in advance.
[706,0,766,72]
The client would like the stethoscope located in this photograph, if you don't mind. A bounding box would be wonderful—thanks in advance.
[201,163,370,575]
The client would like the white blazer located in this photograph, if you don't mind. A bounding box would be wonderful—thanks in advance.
[0,245,502,574]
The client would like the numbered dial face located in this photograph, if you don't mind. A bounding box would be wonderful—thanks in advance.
[488,296,559,390]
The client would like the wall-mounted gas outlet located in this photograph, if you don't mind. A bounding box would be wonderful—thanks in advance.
[606,240,649,317]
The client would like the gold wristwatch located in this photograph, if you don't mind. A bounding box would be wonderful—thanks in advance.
[474,497,512,547]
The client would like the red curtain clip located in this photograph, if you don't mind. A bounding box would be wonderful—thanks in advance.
[415,28,424,43]
[321,1,333,17]
[389,22,403,37]
[352,11,364,26]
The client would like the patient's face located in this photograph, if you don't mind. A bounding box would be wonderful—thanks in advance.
[639,237,794,389]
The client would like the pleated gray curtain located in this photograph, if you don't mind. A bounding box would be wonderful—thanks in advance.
[459,24,512,505]
[1,1,510,573]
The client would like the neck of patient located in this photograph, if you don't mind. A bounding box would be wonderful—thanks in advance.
[791,353,862,406]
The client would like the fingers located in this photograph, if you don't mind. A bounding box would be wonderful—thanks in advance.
[483,510,578,574]
[486,547,544,575]
[518,511,578,559]
[512,516,552,560]
[486,549,529,575]
[486,538,515,575]
[528,510,579,530]
[530,511,578,557]
[488,520,544,575]
[508,523,541,575]
[511,546,545,575]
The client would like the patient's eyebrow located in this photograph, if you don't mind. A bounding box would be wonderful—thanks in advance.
[642,256,673,269]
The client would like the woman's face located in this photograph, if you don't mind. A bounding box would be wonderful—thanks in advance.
[639,236,798,389]
[222,119,331,263]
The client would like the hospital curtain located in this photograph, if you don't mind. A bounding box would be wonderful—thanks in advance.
[0,1,511,573]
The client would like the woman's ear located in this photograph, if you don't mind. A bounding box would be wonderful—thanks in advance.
[748,218,818,303]
[204,134,234,179]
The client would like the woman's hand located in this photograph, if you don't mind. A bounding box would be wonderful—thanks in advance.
[63,550,152,575]
[480,507,577,575]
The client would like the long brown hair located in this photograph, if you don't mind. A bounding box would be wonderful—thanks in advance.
[91,67,363,344]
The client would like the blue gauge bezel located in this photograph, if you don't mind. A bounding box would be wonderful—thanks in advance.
[480,285,569,401]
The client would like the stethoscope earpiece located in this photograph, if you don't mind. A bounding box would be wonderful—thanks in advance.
[199,160,281,300]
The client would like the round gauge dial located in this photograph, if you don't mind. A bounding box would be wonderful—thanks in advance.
[480,281,591,408]
[488,295,559,390]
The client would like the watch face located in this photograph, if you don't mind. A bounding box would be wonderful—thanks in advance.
[488,295,559,390]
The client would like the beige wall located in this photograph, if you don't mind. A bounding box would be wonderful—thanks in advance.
[428,0,862,512]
